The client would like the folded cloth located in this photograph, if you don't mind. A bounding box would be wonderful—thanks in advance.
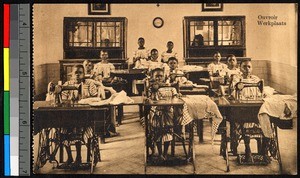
[179,65,203,72]
[181,95,223,140]
[88,90,134,106]
[258,94,297,138]
[78,97,103,104]
[263,86,275,97]
[108,90,134,105]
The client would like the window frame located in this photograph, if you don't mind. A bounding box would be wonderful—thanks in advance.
[63,17,127,59]
[184,16,246,58]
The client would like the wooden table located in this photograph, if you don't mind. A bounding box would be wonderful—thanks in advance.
[220,98,264,155]
[33,101,109,171]
[113,96,144,125]
[33,101,109,142]
[143,98,195,172]
[111,69,147,96]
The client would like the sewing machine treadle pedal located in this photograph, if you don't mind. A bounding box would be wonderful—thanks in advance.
[237,154,270,165]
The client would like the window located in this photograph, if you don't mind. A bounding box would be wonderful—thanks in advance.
[64,17,127,59]
[184,16,245,58]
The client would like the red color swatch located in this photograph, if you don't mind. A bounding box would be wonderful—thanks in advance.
[4,4,10,48]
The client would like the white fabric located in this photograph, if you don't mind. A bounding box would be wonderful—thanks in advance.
[258,94,297,138]
[207,62,228,76]
[181,95,223,141]
[161,50,178,63]
[179,65,204,72]
[93,62,115,78]
[86,90,134,106]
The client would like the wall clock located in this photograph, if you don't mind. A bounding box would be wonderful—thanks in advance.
[153,17,164,28]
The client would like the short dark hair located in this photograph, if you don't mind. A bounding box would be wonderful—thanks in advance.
[240,58,251,66]
[151,68,164,76]
[138,37,145,41]
[226,54,236,61]
[167,57,178,63]
[73,64,84,71]
[167,41,174,44]
[213,51,221,56]
[151,48,158,53]
[101,50,108,54]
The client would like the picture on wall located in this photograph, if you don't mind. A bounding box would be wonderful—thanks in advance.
[202,3,223,11]
[88,3,110,15]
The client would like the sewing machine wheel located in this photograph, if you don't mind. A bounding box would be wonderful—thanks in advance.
[89,136,100,173]
[236,82,244,90]
[34,128,51,172]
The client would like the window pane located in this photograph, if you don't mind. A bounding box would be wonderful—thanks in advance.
[95,22,121,47]
[218,20,242,46]
[68,21,93,47]
[190,20,214,46]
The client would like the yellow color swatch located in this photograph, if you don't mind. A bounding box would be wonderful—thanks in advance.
[4,48,10,91]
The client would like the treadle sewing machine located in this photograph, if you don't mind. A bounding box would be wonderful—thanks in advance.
[34,81,108,173]
[218,79,284,172]
[47,81,88,105]
[143,78,195,173]
[234,80,264,102]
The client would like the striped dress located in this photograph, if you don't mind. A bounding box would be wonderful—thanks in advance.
[61,79,98,100]
[60,78,98,143]
[149,87,182,143]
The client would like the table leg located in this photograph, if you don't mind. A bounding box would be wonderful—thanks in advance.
[100,135,105,144]
[230,122,238,155]
[127,79,134,96]
[59,144,64,163]
[197,119,204,143]
[139,105,143,121]
[144,106,150,162]
[117,105,123,125]
[110,106,116,133]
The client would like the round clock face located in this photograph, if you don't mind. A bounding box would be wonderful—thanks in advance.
[153,17,164,28]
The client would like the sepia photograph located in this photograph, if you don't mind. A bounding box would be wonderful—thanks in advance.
[32,3,297,175]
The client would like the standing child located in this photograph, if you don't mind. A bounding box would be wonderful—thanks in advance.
[132,37,150,94]
[133,37,150,69]
[161,41,178,63]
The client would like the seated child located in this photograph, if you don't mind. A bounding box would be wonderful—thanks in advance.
[207,51,228,95]
[60,65,117,166]
[161,41,178,63]
[147,68,182,161]
[82,60,94,78]
[230,59,265,162]
[92,50,117,99]
[230,59,262,100]
[219,54,241,96]
[93,50,115,83]
[60,65,99,165]
[167,57,193,85]
[207,51,228,78]
[148,48,169,78]
[226,54,242,78]
[133,37,150,69]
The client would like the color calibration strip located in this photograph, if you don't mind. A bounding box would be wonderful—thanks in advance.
[10,4,20,176]
[4,3,11,176]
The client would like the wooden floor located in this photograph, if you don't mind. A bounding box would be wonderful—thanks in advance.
[33,105,297,175]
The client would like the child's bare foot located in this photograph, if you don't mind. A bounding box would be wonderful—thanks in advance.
[159,155,166,161]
